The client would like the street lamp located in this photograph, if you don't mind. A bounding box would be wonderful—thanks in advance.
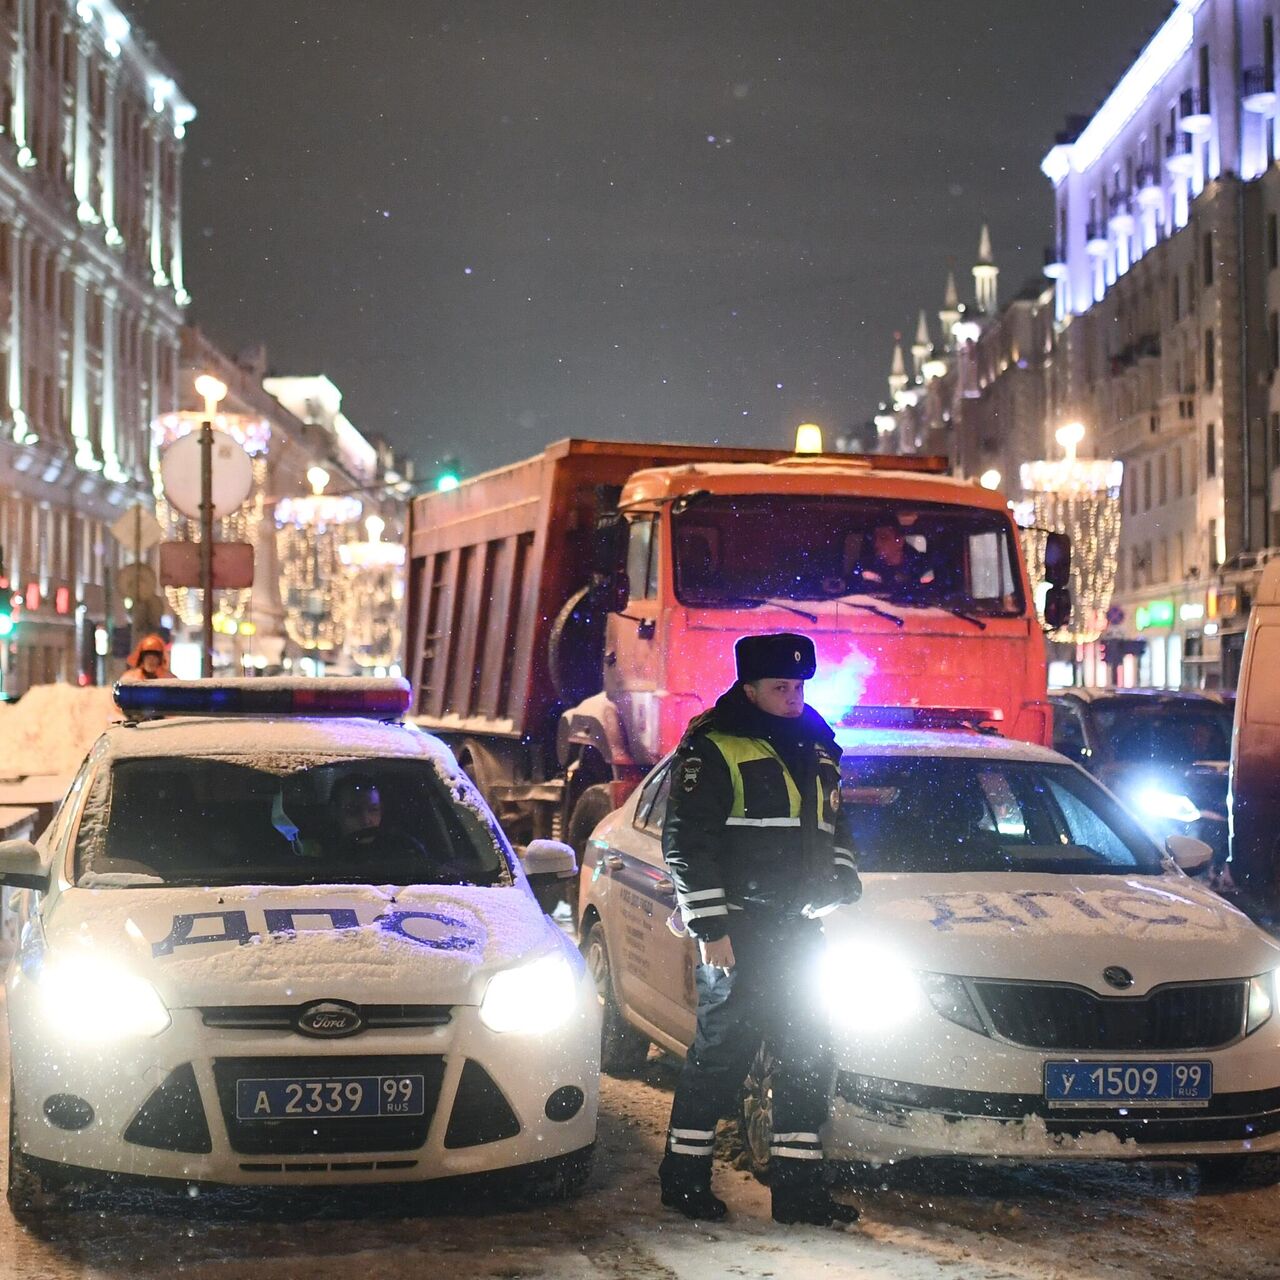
[979,469,1002,491]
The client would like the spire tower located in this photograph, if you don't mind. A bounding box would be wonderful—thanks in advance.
[973,223,999,315]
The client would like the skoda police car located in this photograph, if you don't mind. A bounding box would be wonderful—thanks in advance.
[1,679,598,1214]
[580,724,1280,1181]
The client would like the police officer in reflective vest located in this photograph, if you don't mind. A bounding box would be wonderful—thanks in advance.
[659,633,861,1226]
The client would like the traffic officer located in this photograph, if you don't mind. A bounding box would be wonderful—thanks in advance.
[658,632,861,1227]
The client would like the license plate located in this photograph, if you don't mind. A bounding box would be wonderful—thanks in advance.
[235,1073,425,1120]
[1044,1060,1212,1108]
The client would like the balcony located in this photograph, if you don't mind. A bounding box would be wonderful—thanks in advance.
[1085,220,1110,256]
[1108,191,1135,233]
[1135,163,1164,207]
[1165,130,1196,175]
[1243,65,1277,114]
[1179,87,1212,134]
[1043,245,1066,279]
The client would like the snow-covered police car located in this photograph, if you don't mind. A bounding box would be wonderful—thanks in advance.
[580,725,1280,1182]
[1,679,599,1214]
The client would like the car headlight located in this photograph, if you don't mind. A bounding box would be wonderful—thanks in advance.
[35,953,170,1041]
[479,951,578,1034]
[1246,970,1279,1037]
[819,941,922,1032]
[1135,788,1201,824]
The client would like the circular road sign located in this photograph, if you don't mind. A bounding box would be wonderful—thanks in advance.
[160,430,254,521]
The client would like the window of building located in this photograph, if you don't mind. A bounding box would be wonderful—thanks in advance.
[1206,421,1217,478]
[1144,458,1153,511]
[1272,213,1280,269]
[1205,327,1215,390]
[1272,311,1280,372]
[1158,452,1168,505]
[1189,440,1199,492]
[1273,411,1280,465]
[1208,518,1219,569]
[1203,231,1214,287]
[1174,445,1183,498]
[1171,274,1181,322]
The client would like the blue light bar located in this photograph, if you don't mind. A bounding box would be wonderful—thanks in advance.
[113,677,412,718]
[835,705,1005,731]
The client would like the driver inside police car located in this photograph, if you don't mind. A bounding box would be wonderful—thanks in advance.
[327,773,426,862]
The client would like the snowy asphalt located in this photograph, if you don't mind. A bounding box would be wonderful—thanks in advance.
[2,1031,1279,1280]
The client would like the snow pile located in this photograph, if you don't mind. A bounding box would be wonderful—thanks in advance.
[0,683,116,780]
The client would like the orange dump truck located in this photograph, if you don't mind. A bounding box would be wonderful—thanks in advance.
[404,438,1054,852]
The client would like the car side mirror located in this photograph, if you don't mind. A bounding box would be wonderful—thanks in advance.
[521,838,578,880]
[1044,532,1071,587]
[1165,834,1213,873]
[0,839,49,892]
[1043,585,1071,630]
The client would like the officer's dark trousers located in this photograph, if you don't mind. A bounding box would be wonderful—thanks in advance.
[661,914,831,1188]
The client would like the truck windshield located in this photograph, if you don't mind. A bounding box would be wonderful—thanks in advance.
[672,496,1025,615]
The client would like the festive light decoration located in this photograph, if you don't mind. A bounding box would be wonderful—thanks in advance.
[1020,424,1123,643]
[337,515,406,669]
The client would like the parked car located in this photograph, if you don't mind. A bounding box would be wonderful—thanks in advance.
[0,678,598,1216]
[580,725,1280,1181]
[1050,688,1231,869]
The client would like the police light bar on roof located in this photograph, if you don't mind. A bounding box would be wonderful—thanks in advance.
[836,705,1005,731]
[112,677,412,718]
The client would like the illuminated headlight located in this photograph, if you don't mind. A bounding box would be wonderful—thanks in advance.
[1246,970,1278,1037]
[36,954,170,1041]
[1135,788,1201,824]
[479,952,578,1034]
[820,941,922,1032]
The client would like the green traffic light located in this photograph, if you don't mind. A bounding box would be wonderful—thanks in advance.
[0,614,12,640]
[436,473,460,492]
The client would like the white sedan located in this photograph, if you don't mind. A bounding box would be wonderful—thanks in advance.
[579,726,1280,1181]
[1,679,599,1216]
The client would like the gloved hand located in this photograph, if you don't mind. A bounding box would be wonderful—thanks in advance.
[801,865,862,918]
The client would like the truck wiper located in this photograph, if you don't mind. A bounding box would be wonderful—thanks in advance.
[723,596,820,624]
[932,603,987,630]
[832,596,905,628]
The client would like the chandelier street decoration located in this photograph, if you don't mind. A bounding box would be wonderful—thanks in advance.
[275,467,362,651]
[1020,422,1123,644]
[337,514,406,668]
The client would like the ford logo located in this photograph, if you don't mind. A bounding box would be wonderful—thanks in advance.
[1103,966,1135,991]
[296,1000,363,1038]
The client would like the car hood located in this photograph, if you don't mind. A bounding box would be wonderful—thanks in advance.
[39,883,556,1009]
[827,871,1280,995]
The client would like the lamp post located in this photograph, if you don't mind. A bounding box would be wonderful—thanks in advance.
[193,374,228,677]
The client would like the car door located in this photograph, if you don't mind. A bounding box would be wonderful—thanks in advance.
[598,761,698,1047]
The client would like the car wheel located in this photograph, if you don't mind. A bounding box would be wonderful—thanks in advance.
[7,1084,58,1221]
[582,922,650,1074]
[739,1046,776,1183]
[519,1145,594,1204]
[1196,1153,1280,1190]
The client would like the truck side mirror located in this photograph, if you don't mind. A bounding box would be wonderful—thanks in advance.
[1044,532,1071,587]
[593,514,628,576]
[1043,585,1071,630]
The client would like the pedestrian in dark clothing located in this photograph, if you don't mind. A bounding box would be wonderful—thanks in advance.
[658,632,862,1227]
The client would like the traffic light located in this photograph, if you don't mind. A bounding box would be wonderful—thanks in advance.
[435,455,461,492]
[0,592,11,640]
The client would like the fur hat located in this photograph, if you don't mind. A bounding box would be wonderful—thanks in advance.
[735,632,817,683]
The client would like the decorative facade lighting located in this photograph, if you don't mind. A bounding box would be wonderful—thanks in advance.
[337,515,405,669]
[1020,424,1123,643]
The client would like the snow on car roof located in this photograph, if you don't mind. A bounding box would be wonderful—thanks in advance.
[833,725,1065,764]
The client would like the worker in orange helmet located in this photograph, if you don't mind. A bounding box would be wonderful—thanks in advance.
[121,634,174,682]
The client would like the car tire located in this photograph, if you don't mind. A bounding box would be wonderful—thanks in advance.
[582,922,650,1074]
[739,1046,776,1183]
[7,1084,59,1221]
[1195,1153,1280,1190]
[519,1145,594,1204]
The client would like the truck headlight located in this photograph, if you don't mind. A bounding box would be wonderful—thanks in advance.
[1135,788,1200,824]
[480,952,578,1034]
[36,954,170,1041]
[820,941,922,1032]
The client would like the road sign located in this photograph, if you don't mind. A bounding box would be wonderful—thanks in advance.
[108,505,165,557]
[159,541,255,590]
[115,561,158,600]
[160,431,254,521]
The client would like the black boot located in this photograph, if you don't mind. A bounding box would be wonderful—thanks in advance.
[659,1154,727,1221]
[771,1181,859,1227]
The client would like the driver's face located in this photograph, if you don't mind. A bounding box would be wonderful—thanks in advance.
[873,525,905,565]
[336,786,382,836]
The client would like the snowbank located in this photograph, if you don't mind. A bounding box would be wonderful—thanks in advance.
[0,683,116,780]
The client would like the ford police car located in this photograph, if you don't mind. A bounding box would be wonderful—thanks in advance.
[1,679,599,1214]
[580,725,1280,1182]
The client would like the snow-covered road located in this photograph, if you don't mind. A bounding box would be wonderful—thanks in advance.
[2,1045,1279,1280]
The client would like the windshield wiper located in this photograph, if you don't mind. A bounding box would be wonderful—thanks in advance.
[729,596,820,623]
[932,603,987,630]
[832,596,905,627]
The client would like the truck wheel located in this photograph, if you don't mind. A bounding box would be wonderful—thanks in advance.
[583,923,650,1074]
[739,1046,776,1183]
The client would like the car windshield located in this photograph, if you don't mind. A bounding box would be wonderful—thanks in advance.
[671,496,1023,615]
[74,755,510,888]
[1090,703,1233,766]
[842,754,1164,875]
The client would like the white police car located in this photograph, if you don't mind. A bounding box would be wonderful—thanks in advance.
[1,679,599,1214]
[580,724,1280,1182]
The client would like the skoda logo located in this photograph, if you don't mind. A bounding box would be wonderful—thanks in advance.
[1103,966,1135,991]
[296,1000,363,1038]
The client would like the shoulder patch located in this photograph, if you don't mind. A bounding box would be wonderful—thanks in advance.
[679,756,704,792]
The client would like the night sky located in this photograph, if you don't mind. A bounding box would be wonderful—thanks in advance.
[135,1,1172,477]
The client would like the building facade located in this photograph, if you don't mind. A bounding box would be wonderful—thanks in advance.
[0,0,191,694]
[1043,0,1280,688]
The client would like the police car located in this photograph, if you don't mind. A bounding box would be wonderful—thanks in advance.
[580,724,1280,1181]
[1,679,599,1214]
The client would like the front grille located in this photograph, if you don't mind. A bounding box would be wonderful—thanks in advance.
[212,1055,445,1155]
[973,979,1245,1051]
[201,1005,452,1032]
